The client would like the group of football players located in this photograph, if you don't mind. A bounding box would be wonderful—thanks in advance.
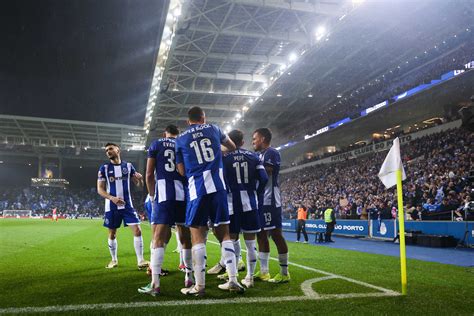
[97,106,289,297]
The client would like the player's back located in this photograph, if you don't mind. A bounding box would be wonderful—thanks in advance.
[148,137,185,203]
[223,149,262,193]
[223,149,267,213]
[259,147,281,208]
[176,123,227,200]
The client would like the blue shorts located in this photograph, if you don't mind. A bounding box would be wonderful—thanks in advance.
[186,190,229,227]
[103,208,140,229]
[259,205,282,231]
[229,210,261,235]
[151,200,186,226]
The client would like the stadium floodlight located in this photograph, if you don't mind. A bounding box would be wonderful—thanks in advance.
[352,0,365,5]
[225,125,232,133]
[280,64,287,72]
[308,94,313,98]
[276,93,282,97]
[235,113,242,119]
[315,26,326,41]
[172,6,181,17]
[232,119,236,124]
[242,105,249,112]
[288,52,297,63]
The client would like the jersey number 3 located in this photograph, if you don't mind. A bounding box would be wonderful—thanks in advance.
[190,138,215,164]
[164,149,176,172]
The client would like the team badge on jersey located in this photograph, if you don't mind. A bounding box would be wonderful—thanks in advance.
[109,176,115,182]
[122,167,128,175]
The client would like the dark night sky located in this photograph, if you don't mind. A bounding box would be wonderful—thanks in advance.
[0,0,166,125]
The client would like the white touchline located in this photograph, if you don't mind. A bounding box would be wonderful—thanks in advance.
[0,234,400,314]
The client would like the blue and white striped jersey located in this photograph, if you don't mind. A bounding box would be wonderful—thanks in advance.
[223,149,268,214]
[175,124,228,201]
[98,161,136,212]
[147,137,185,203]
[259,147,282,207]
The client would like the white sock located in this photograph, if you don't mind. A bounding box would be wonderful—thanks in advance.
[278,253,289,276]
[150,247,164,288]
[259,252,270,274]
[221,240,238,283]
[183,248,194,283]
[245,240,257,278]
[233,240,241,264]
[108,238,117,261]
[134,236,144,263]
[192,243,206,289]
[238,239,243,262]
[219,243,226,267]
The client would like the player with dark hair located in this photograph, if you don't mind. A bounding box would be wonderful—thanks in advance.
[175,106,243,296]
[138,125,193,296]
[252,128,290,283]
[97,142,147,270]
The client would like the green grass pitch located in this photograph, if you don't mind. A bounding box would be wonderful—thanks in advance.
[0,219,473,315]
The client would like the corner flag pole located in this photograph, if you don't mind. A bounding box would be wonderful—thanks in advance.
[396,169,407,295]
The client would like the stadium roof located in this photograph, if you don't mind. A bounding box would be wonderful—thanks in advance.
[147,0,474,146]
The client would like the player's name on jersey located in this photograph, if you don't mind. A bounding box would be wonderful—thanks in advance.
[179,123,212,137]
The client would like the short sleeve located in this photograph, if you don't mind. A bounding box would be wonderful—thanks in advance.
[147,141,159,159]
[98,165,106,182]
[175,138,183,164]
[263,149,281,167]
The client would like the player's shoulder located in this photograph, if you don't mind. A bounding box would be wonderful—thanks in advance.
[241,148,259,159]
[264,147,280,158]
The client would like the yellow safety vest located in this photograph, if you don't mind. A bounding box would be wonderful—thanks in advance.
[324,208,333,223]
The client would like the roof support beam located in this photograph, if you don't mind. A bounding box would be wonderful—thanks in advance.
[167,70,269,83]
[228,0,345,16]
[186,25,310,44]
[165,89,260,97]
[159,103,242,112]
[173,50,287,66]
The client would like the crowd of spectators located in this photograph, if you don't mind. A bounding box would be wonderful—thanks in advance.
[281,128,473,222]
[0,186,144,218]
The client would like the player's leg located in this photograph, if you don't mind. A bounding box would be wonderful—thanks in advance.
[207,227,226,274]
[209,191,244,293]
[214,224,244,292]
[177,224,194,287]
[255,206,271,280]
[107,228,118,268]
[180,196,208,296]
[240,209,261,287]
[104,210,120,268]
[124,209,147,268]
[148,223,170,295]
[180,225,207,296]
[267,207,289,283]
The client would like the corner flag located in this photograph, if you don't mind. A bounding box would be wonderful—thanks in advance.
[378,137,406,189]
[378,137,408,295]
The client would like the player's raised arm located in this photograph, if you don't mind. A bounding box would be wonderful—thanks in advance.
[220,129,236,152]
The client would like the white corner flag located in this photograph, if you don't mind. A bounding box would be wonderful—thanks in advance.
[378,137,406,189]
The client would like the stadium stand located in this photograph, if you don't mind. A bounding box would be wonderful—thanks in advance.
[280,127,473,222]
[0,186,143,218]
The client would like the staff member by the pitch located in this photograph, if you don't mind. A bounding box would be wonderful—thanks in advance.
[324,207,336,242]
[296,205,308,243]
